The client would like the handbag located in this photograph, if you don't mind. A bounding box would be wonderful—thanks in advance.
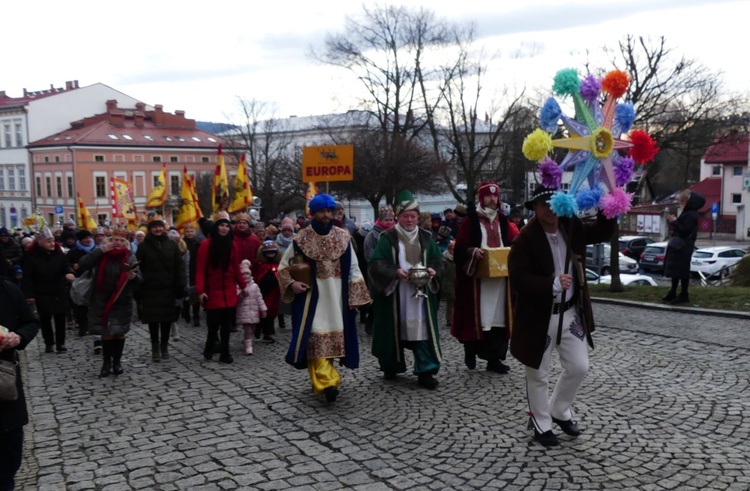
[70,268,95,306]
[0,351,19,402]
[668,236,685,250]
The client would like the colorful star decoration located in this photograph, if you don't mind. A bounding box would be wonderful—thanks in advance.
[522,68,659,218]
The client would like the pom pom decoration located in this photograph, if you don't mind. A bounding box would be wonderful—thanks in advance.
[614,156,635,187]
[521,66,657,220]
[613,103,636,134]
[538,158,563,189]
[627,129,659,165]
[600,188,633,219]
[540,98,562,133]
[522,129,553,162]
[549,191,579,218]
[576,187,602,211]
[601,70,630,98]
[580,75,601,103]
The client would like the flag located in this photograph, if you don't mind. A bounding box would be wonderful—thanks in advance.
[77,193,97,230]
[111,178,137,222]
[212,145,229,213]
[186,172,204,220]
[176,167,202,231]
[146,163,167,208]
[304,182,320,218]
[229,153,253,213]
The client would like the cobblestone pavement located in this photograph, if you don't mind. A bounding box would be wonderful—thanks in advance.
[15,303,750,490]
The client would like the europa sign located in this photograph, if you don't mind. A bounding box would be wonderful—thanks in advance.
[302,145,354,183]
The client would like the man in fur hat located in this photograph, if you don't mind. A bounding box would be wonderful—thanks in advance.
[452,181,518,374]
[509,184,616,447]
[369,190,444,390]
[278,193,371,403]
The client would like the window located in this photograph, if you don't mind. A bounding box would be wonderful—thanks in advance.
[97,214,107,225]
[18,168,25,190]
[153,156,162,163]
[170,156,178,162]
[734,166,743,177]
[201,157,209,163]
[94,155,105,162]
[3,124,10,148]
[14,122,22,147]
[35,176,41,196]
[153,174,160,188]
[7,168,14,191]
[0,169,4,190]
[712,166,721,176]
[54,156,60,163]
[170,175,180,195]
[67,176,74,197]
[46,176,52,196]
[44,156,50,163]
[48,213,54,226]
[96,176,106,197]
[56,176,63,197]
[732,193,742,204]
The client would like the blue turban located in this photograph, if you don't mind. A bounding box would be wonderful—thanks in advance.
[309,193,336,214]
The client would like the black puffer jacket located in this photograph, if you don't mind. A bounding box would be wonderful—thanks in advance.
[136,233,185,323]
[21,242,73,315]
[0,280,39,432]
[666,192,705,279]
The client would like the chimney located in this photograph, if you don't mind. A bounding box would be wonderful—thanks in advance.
[175,110,185,118]
[74,80,79,89]
[155,104,163,113]
[134,112,144,126]
[106,100,118,111]
[135,102,146,112]
[109,110,125,125]
[66,81,73,90]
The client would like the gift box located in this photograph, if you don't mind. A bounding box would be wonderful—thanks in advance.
[475,247,510,278]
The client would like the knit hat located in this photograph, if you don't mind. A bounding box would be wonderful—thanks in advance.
[240,259,252,274]
[146,214,165,230]
[394,190,419,215]
[334,201,344,211]
[309,194,336,214]
[525,184,558,210]
[280,218,294,233]
[478,181,500,203]
[167,229,181,240]
[76,229,92,241]
[0,227,9,237]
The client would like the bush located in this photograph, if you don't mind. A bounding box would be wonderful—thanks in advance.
[730,255,750,287]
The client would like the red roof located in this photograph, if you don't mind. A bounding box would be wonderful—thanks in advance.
[29,104,226,149]
[703,133,749,163]
[689,178,721,213]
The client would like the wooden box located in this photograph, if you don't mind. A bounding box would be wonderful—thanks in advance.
[475,247,510,278]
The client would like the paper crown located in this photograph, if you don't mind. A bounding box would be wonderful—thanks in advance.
[36,228,54,241]
[233,212,251,224]
[111,228,129,238]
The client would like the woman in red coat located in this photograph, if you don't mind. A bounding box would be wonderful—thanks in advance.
[195,212,247,363]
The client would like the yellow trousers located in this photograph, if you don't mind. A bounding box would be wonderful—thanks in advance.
[307,358,341,394]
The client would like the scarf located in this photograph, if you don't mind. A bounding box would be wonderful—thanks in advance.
[375,218,394,231]
[394,223,421,266]
[75,240,95,253]
[96,248,129,331]
[275,233,293,251]
[477,206,501,247]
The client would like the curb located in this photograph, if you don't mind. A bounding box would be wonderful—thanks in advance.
[591,296,750,320]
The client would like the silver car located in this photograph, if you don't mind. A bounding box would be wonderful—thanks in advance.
[585,243,638,275]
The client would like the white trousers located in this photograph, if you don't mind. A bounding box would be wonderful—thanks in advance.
[525,307,589,433]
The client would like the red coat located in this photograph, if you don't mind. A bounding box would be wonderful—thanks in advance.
[233,229,262,275]
[195,239,247,310]
[451,205,518,342]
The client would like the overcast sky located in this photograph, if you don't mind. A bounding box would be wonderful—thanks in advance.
[5,0,748,123]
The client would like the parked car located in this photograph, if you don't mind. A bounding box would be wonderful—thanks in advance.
[618,235,655,261]
[586,243,638,275]
[599,274,658,286]
[639,241,669,273]
[690,246,747,277]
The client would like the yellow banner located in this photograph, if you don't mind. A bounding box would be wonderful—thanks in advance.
[302,145,354,183]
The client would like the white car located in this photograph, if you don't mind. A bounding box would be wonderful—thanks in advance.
[586,243,638,275]
[690,246,747,277]
[598,274,658,287]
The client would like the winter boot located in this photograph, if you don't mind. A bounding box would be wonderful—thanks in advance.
[151,341,161,362]
[171,322,180,341]
[112,338,125,375]
[160,342,170,360]
[99,339,113,378]
[244,339,254,355]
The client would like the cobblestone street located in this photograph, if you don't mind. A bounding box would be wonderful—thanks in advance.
[16,302,750,490]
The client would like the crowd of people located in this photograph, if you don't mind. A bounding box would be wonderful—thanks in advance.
[0,184,701,488]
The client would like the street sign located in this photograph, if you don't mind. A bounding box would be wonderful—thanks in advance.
[55,205,64,215]
[302,145,354,183]
[711,202,719,220]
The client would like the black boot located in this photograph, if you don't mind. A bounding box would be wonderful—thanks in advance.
[662,290,676,302]
[672,292,690,304]
[151,341,161,362]
[417,373,439,390]
[112,339,125,375]
[160,342,170,360]
[100,340,113,378]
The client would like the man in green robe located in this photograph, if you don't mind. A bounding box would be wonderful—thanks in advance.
[368,190,444,390]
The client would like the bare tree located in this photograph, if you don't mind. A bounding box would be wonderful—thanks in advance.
[311,4,452,208]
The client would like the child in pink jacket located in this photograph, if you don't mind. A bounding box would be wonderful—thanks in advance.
[236,260,267,354]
